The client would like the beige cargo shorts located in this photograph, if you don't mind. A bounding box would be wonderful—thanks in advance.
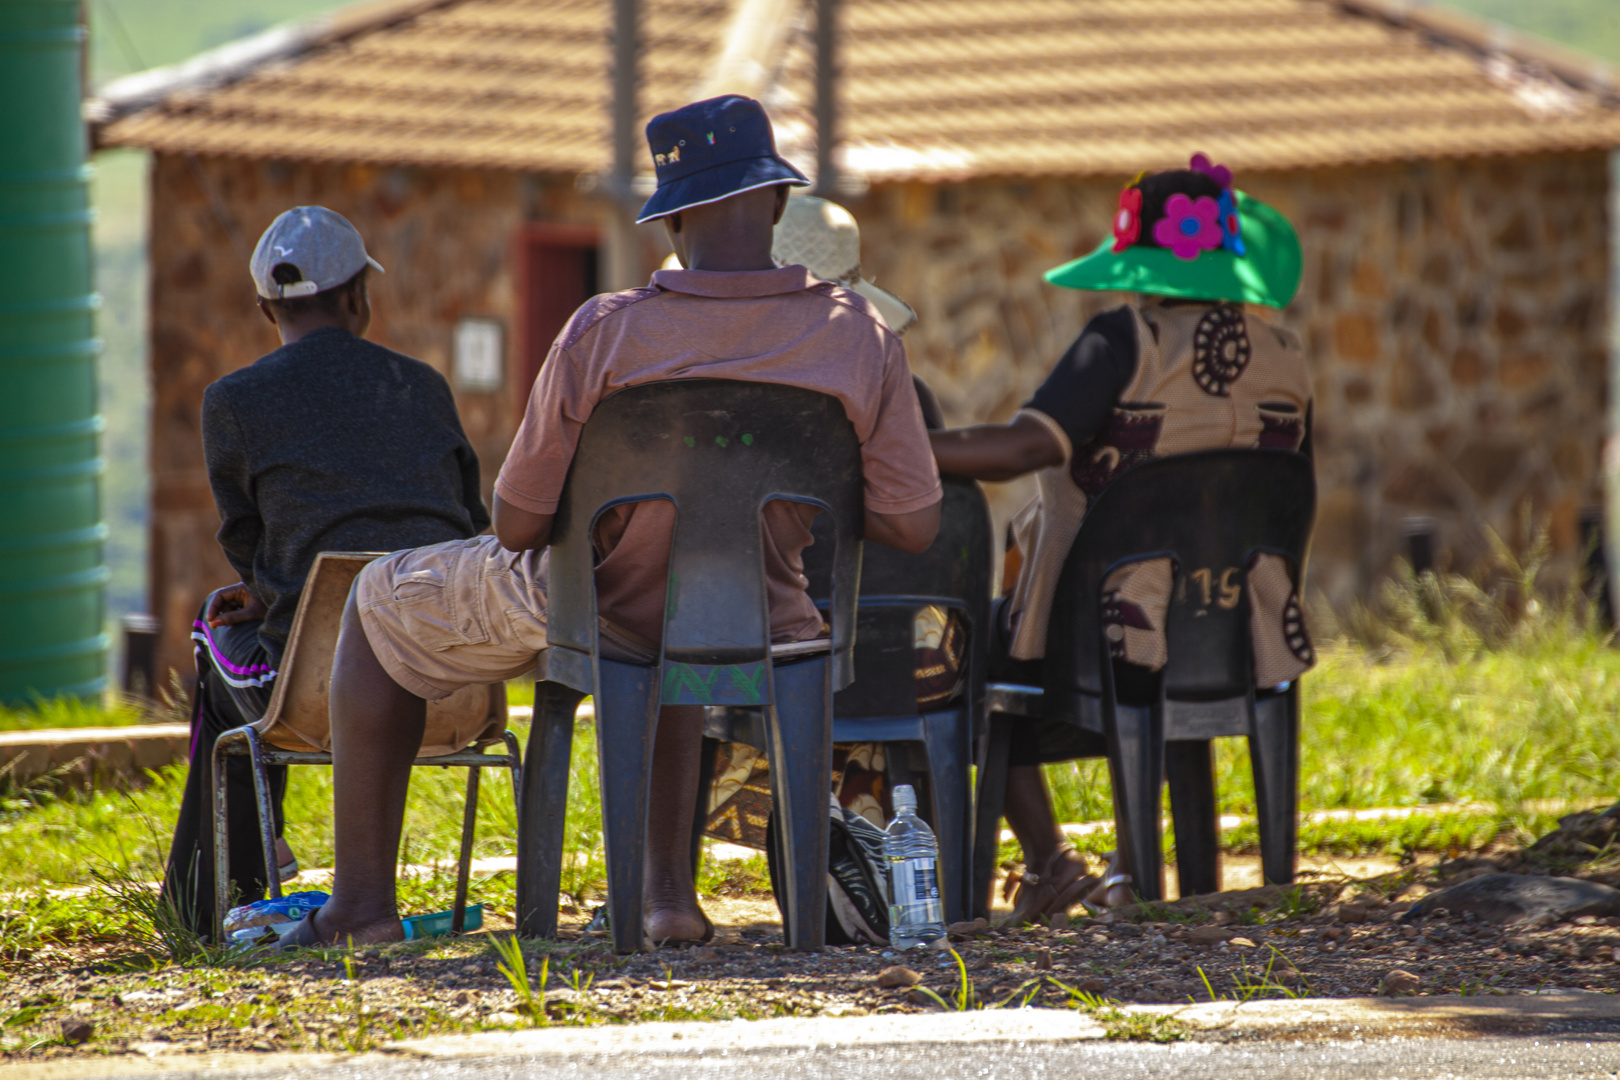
[355,535,552,701]
[356,534,660,700]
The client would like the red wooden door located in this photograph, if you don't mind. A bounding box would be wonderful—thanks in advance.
[515,223,600,419]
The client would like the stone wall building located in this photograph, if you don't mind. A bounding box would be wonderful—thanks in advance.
[93,0,1620,678]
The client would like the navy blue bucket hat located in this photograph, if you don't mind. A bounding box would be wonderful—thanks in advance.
[635,95,810,224]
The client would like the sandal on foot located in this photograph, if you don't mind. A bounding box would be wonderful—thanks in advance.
[1004,844,1099,926]
[275,839,300,883]
[1082,852,1135,910]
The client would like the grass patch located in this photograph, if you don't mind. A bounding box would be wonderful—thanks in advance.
[0,697,153,733]
[1041,642,1620,840]
[1043,537,1620,848]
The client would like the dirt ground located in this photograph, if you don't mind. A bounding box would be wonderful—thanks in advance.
[5,851,1620,1065]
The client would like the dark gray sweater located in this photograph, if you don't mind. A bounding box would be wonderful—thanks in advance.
[202,327,491,645]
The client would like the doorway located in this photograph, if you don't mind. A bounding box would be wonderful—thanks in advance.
[515,223,600,417]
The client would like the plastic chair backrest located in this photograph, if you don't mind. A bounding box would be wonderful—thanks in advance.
[1046,449,1315,701]
[545,379,865,701]
[254,552,500,755]
[802,475,993,717]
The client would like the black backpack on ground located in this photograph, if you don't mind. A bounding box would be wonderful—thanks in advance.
[766,796,891,946]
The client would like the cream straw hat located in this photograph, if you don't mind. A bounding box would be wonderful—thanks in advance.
[770,195,917,335]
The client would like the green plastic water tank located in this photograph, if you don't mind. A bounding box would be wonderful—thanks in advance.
[0,0,108,704]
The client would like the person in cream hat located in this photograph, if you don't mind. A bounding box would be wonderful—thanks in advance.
[771,196,917,335]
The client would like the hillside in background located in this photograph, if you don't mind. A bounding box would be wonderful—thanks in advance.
[88,0,1620,627]
[90,0,352,623]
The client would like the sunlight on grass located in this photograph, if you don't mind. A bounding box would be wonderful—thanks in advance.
[1045,534,1620,838]
[0,696,151,732]
[5,531,1619,959]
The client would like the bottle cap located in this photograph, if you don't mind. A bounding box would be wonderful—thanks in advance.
[892,784,917,812]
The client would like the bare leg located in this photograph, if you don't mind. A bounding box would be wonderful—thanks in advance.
[1003,764,1065,871]
[642,704,709,944]
[311,593,425,945]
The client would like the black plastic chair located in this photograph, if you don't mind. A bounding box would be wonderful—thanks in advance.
[701,474,992,925]
[972,449,1315,914]
[515,379,864,953]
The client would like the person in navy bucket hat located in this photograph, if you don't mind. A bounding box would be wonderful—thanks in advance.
[635,95,810,224]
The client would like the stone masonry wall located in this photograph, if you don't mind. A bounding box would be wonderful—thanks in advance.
[855,152,1613,611]
[145,155,596,677]
[146,150,1612,674]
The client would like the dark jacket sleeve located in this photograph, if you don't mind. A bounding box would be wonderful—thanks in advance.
[1024,307,1139,451]
[460,443,491,533]
[201,383,263,588]
[431,375,491,533]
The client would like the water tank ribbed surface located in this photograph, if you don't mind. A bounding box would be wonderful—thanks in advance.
[0,0,108,703]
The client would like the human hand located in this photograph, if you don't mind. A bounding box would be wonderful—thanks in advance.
[206,583,267,628]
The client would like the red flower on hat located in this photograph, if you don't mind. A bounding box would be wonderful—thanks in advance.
[1111,186,1142,253]
[1153,193,1223,260]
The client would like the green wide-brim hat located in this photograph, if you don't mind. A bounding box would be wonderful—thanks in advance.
[1044,190,1301,309]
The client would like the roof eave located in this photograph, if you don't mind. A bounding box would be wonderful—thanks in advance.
[84,0,463,141]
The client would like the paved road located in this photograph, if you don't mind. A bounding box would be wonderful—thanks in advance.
[137,1029,1620,1080]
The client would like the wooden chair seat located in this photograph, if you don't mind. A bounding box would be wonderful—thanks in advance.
[209,551,520,943]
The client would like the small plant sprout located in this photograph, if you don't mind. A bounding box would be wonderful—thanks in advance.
[490,935,547,1026]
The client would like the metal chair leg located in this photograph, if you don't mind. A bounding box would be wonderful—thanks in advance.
[971,712,1013,921]
[1250,684,1300,887]
[211,727,246,945]
[764,656,832,951]
[452,766,480,934]
[1166,739,1220,898]
[690,736,720,878]
[500,729,523,815]
[517,682,584,939]
[242,728,282,903]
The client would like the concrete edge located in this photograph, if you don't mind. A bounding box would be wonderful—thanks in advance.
[0,725,190,790]
[5,993,1618,1080]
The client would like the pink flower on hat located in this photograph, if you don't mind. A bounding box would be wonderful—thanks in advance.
[1189,152,1233,189]
[1111,186,1143,253]
[1153,194,1223,260]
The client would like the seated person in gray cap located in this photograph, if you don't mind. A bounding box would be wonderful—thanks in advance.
[162,207,490,939]
[283,95,941,951]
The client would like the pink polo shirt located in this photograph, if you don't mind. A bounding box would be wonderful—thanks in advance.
[494,265,942,644]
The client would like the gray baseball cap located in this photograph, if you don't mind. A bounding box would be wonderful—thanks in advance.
[250,206,385,300]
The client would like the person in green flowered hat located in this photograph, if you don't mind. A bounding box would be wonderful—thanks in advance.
[1044,153,1303,308]
[929,154,1314,924]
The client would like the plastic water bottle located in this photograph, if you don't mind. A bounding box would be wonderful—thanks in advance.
[884,784,946,948]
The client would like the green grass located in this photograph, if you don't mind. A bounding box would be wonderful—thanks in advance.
[1042,639,1620,841]
[0,696,153,732]
[1042,538,1620,852]
[6,541,1620,969]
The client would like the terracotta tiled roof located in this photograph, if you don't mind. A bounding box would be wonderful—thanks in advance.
[96,0,1620,180]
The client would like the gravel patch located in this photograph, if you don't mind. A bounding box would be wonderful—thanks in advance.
[4,871,1620,1064]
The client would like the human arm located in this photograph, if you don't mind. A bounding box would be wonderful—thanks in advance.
[928,414,1066,482]
[492,494,554,552]
[865,501,941,554]
[456,439,492,535]
[205,583,268,628]
[201,385,265,588]
[928,308,1139,483]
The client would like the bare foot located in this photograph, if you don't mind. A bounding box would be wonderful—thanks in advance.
[311,907,405,946]
[643,901,711,946]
